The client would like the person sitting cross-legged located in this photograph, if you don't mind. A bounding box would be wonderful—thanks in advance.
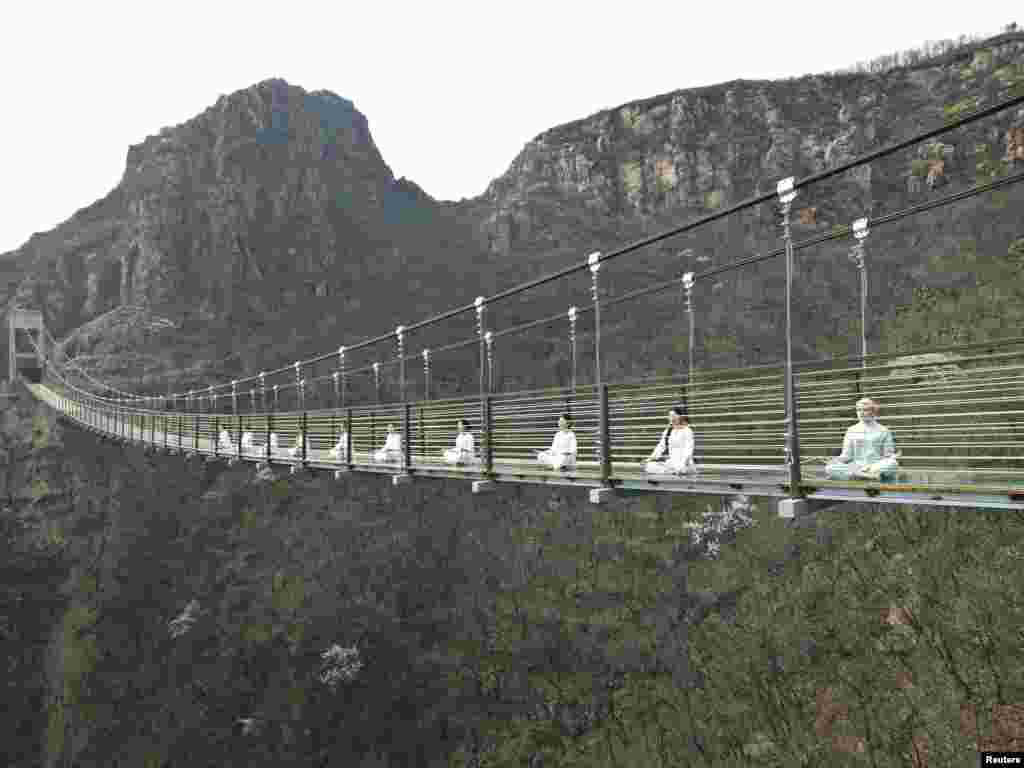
[327,430,349,462]
[218,429,234,451]
[443,419,480,465]
[644,407,696,475]
[825,397,900,481]
[374,424,402,463]
[536,414,577,471]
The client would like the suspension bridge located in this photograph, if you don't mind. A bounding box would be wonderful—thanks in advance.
[10,93,1024,516]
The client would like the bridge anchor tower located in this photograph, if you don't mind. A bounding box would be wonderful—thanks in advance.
[8,308,46,384]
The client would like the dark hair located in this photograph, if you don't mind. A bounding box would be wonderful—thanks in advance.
[560,413,574,426]
[458,418,471,430]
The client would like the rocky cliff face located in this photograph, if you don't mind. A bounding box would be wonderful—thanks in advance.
[482,35,1024,249]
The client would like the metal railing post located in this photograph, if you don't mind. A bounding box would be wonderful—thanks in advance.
[397,326,409,472]
[589,253,602,389]
[850,217,870,367]
[485,331,494,395]
[589,252,605,467]
[778,178,802,494]
[422,349,430,401]
[569,305,577,397]
[421,349,431,456]
[682,271,695,414]
[475,296,487,456]
[396,326,406,402]
[346,408,353,471]
[403,402,412,471]
[599,383,611,483]
[301,410,308,468]
[331,371,340,445]
[267,411,273,464]
[373,362,381,404]
[484,394,494,475]
[294,362,303,410]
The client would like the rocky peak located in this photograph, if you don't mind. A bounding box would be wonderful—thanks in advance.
[3,79,402,344]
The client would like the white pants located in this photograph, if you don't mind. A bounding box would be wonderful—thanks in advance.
[537,450,575,470]
[374,449,402,463]
[443,449,480,465]
[825,457,898,480]
[644,460,696,475]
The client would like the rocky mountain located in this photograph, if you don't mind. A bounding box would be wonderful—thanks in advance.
[0,79,484,390]
[3,33,1024,396]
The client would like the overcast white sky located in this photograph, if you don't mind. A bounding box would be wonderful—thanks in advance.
[1,2,1016,254]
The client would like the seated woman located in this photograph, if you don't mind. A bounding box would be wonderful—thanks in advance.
[443,419,479,465]
[373,424,402,463]
[217,428,233,451]
[327,430,349,461]
[644,407,696,475]
[825,397,900,481]
[268,432,281,452]
[240,431,254,453]
[536,414,577,470]
[288,431,311,458]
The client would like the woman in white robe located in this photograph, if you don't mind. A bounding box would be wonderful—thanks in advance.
[327,431,349,462]
[268,432,281,453]
[644,407,696,475]
[536,414,577,470]
[374,424,402,463]
[443,420,479,465]
[218,429,233,451]
[240,431,254,454]
[825,398,900,481]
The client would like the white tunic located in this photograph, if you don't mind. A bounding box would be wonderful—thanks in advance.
[240,431,254,450]
[443,431,478,464]
[375,432,402,462]
[218,430,233,450]
[328,433,349,460]
[537,430,577,469]
[645,426,695,474]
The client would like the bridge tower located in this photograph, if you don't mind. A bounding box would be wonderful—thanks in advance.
[8,308,46,383]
